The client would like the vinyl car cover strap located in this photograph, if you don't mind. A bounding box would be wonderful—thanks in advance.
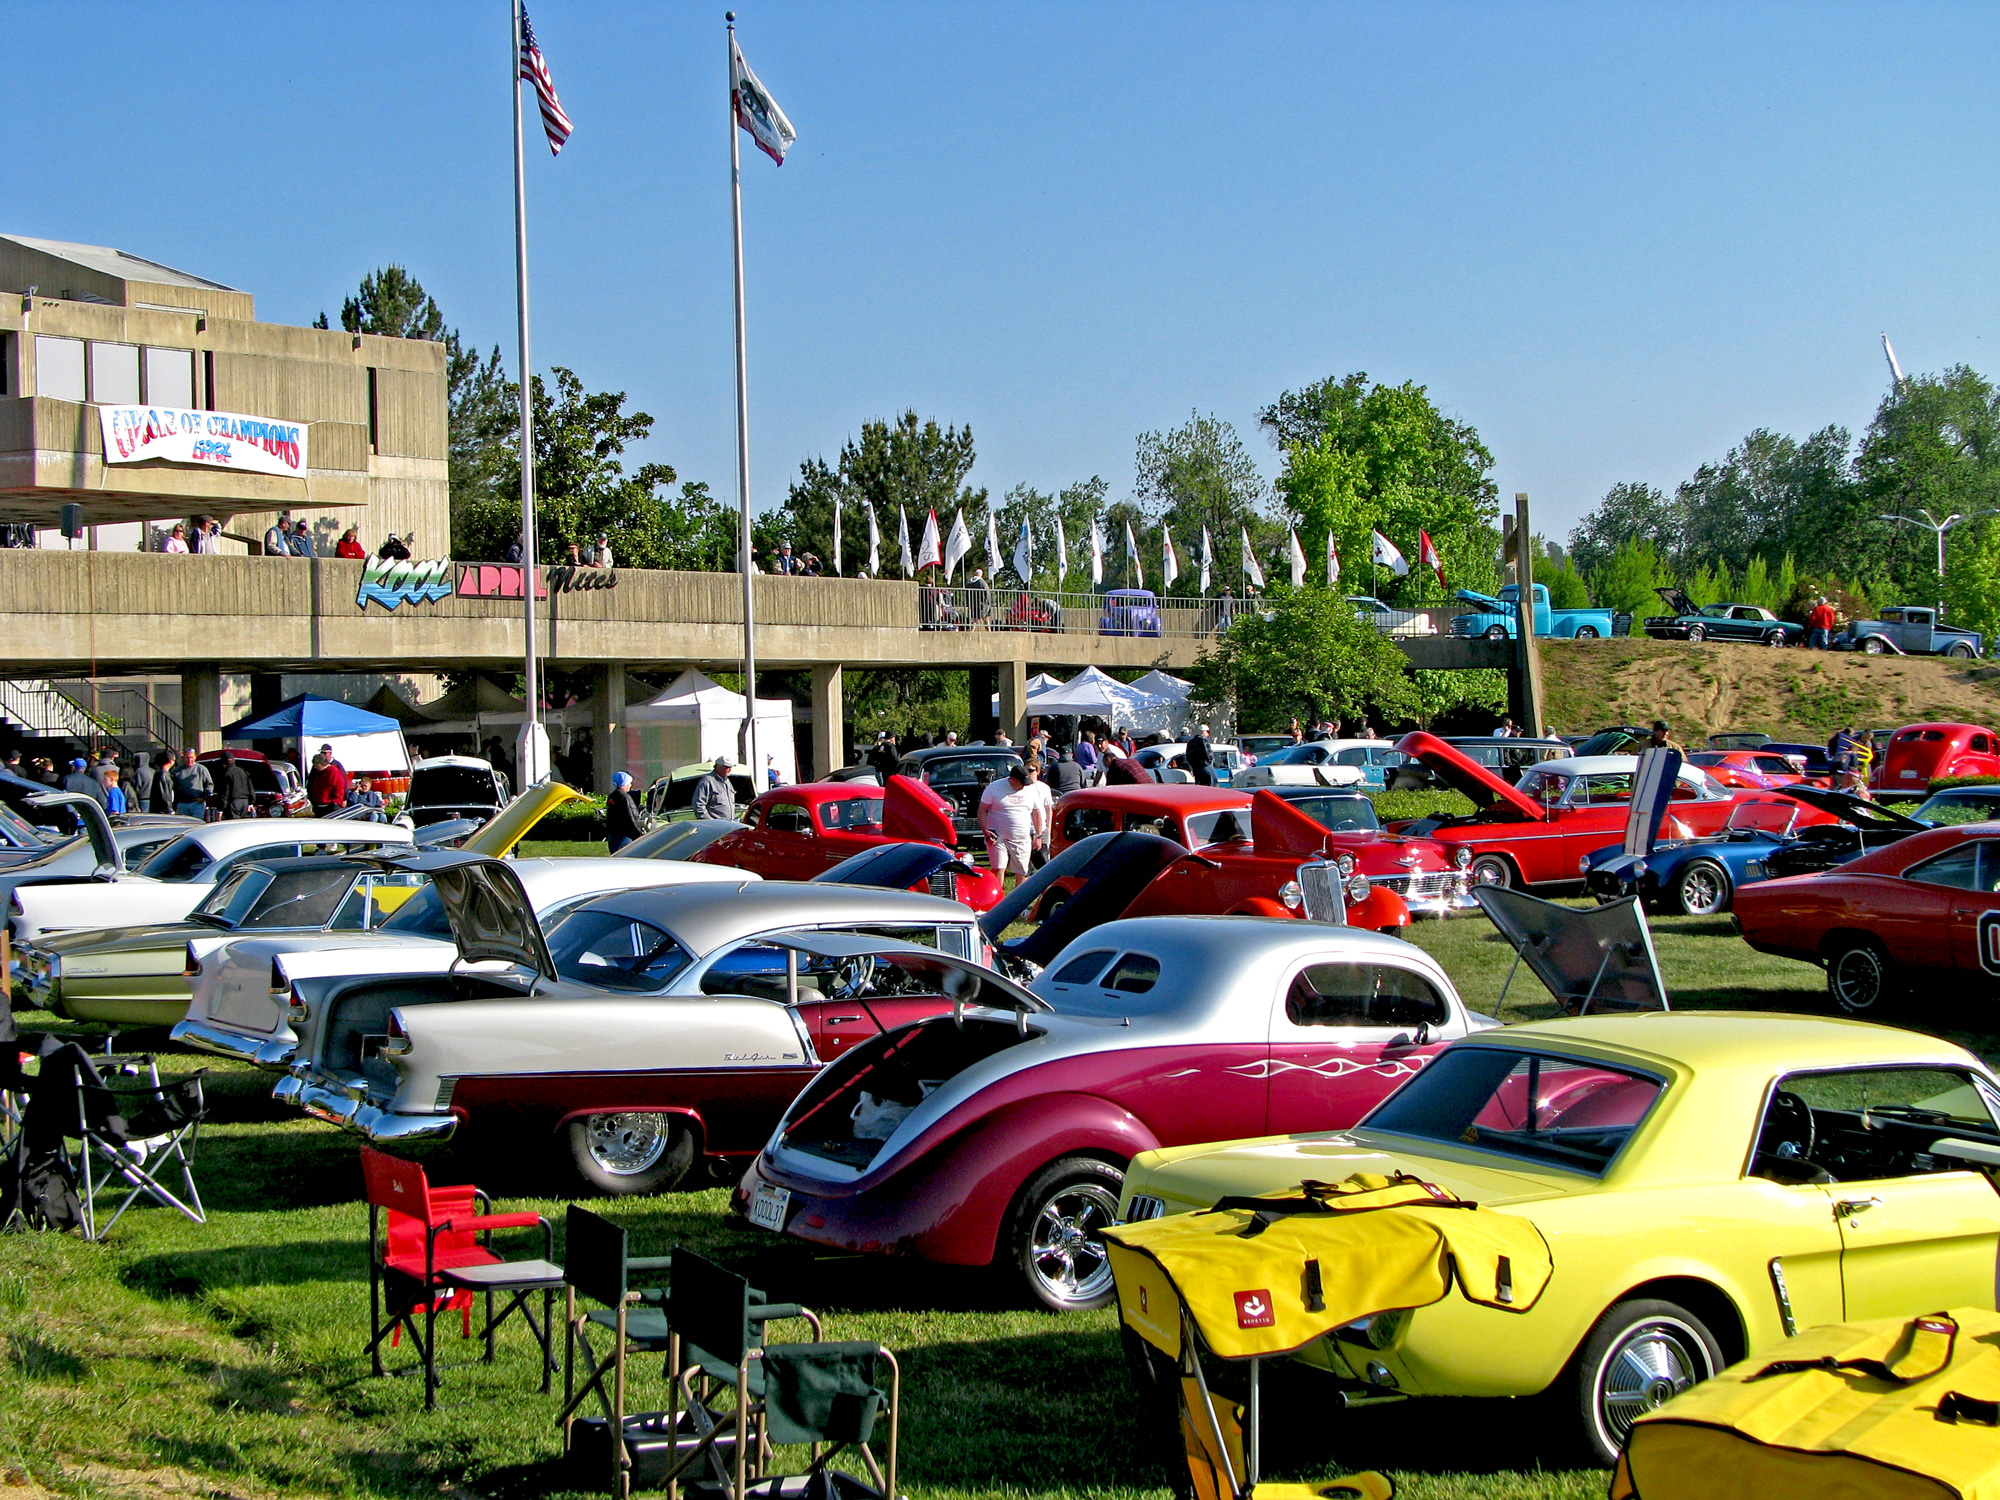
[1104,1173,1552,1361]
[1611,1307,2000,1500]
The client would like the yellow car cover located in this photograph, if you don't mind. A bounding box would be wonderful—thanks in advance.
[1612,1308,2000,1500]
[1105,1173,1553,1362]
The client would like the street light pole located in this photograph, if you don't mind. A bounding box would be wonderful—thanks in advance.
[1878,509,1998,614]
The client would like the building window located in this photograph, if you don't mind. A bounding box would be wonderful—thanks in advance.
[89,342,141,405]
[34,336,86,401]
[143,347,195,408]
[0,332,11,395]
[203,350,216,410]
[367,367,379,452]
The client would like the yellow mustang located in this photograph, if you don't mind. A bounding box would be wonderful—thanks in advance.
[1116,1012,2000,1466]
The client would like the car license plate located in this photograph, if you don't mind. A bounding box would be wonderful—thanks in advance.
[747,1182,791,1232]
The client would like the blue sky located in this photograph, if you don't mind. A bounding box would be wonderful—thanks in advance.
[11,1,1997,542]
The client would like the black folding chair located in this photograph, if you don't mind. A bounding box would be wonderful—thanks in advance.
[560,1206,682,1497]
[66,1050,208,1242]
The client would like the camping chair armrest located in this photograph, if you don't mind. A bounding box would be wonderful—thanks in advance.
[748,1302,822,1338]
[446,1211,545,1232]
[628,1255,674,1272]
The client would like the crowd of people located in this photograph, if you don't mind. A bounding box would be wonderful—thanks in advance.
[3,741,388,822]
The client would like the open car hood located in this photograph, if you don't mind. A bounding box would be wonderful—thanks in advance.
[1654,586,1696,617]
[882,773,957,844]
[461,781,585,859]
[812,841,974,890]
[979,830,1187,964]
[1393,731,1546,821]
[762,930,1048,1014]
[429,856,552,975]
[1454,588,1505,610]
[1776,785,1928,832]
[1473,885,1669,1013]
[27,792,122,875]
[1248,787,1343,858]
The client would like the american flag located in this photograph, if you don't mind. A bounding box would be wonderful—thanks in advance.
[519,7,573,156]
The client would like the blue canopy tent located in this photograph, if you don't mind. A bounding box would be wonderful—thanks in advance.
[222,694,411,774]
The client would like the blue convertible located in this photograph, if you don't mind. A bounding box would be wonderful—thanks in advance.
[1580,787,1926,916]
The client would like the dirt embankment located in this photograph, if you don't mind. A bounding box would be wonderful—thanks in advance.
[1538,637,2000,740]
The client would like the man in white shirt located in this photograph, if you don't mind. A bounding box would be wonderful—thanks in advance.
[977,764,1045,887]
[1021,761,1056,865]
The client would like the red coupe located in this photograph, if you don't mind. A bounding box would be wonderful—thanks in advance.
[692,777,1003,910]
[1873,722,2000,793]
[1384,732,1829,889]
[1686,748,1814,790]
[1050,783,1255,855]
[1734,820,2000,1013]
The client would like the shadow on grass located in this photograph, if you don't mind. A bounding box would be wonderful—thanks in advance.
[124,1239,368,1294]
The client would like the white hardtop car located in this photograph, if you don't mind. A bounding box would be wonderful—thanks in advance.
[7,816,414,944]
[1236,739,1392,789]
[171,854,757,1070]
[1512,755,1731,809]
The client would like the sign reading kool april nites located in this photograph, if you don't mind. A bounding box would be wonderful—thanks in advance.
[98,405,308,479]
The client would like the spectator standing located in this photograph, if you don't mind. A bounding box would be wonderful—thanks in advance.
[1049,743,1085,795]
[90,752,118,793]
[1807,597,1838,650]
[263,513,292,556]
[1185,723,1215,786]
[194,516,221,553]
[307,747,349,816]
[376,534,410,561]
[162,523,190,554]
[774,542,801,575]
[1288,718,1303,744]
[1494,715,1516,738]
[690,756,737,820]
[31,758,58,787]
[62,757,107,807]
[127,752,157,812]
[220,754,254,819]
[977,764,1043,888]
[1075,731,1099,782]
[101,767,127,815]
[1021,760,1055,866]
[1647,720,1686,754]
[587,533,614,569]
[170,750,213,818]
[336,527,366,559]
[504,534,526,565]
[867,733,899,781]
[967,567,990,625]
[802,552,823,576]
[605,771,643,853]
[289,520,316,557]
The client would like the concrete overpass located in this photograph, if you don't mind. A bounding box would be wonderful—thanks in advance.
[0,551,1512,778]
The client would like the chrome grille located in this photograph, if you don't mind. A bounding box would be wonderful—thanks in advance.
[1372,870,1464,901]
[926,870,959,901]
[1297,860,1347,924]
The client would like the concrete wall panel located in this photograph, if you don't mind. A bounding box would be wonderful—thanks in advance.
[372,366,446,460]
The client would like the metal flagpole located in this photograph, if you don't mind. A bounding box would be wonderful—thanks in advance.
[511,0,545,783]
[728,12,760,786]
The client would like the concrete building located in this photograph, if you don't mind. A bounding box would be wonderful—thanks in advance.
[0,234,448,554]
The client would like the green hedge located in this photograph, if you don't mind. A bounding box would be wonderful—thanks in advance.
[1927,775,2000,793]
[536,795,607,841]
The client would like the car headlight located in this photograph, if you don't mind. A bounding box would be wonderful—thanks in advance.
[1632,859,1648,878]
[1336,853,1357,878]
[1453,846,1472,870]
[1278,880,1304,911]
[1347,875,1372,902]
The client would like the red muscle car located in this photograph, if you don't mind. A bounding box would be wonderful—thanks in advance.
[1873,722,2000,792]
[1733,820,2000,1013]
[1686,748,1814,790]
[1384,732,1829,889]
[692,777,1003,908]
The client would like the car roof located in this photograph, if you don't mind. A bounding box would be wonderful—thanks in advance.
[412,755,497,771]
[506,856,749,904]
[180,820,413,854]
[1057,784,1250,810]
[899,744,1021,761]
[1441,736,1569,749]
[1921,786,2000,799]
[1835,819,2000,876]
[1526,755,1697,777]
[1484,1010,1982,1074]
[1894,722,1991,734]
[756,781,883,805]
[573,879,969,953]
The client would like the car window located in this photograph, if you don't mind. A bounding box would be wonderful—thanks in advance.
[925,755,1016,787]
[192,867,269,923]
[1333,748,1372,767]
[1580,774,1636,806]
[1103,953,1160,993]
[817,797,883,831]
[1517,770,1569,806]
[377,883,454,937]
[1120,813,1178,841]
[1916,793,2000,827]
[1906,844,1991,891]
[1284,795,1380,833]
[1284,962,1447,1031]
[1063,807,1117,843]
[241,865,358,928]
[1883,609,1907,624]
[1750,756,1797,775]
[1699,605,1732,617]
[1362,1047,1662,1175]
[1048,949,1115,986]
[138,835,213,881]
[1974,735,1994,754]
[1186,808,1251,845]
[329,871,428,931]
[546,909,692,993]
[1732,607,1762,620]
[1752,1066,2000,1185]
[764,803,812,834]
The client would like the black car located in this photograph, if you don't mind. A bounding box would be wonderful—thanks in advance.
[1642,588,1803,646]
[893,745,1024,847]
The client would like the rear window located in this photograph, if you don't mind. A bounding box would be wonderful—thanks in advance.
[818,797,883,830]
[1038,949,1174,1017]
[378,884,453,937]
[924,755,1017,787]
[409,767,503,807]
[546,909,692,993]
[1104,954,1160,993]
[1048,949,1115,986]
[138,835,213,881]
[1185,808,1251,845]
[1063,807,1117,843]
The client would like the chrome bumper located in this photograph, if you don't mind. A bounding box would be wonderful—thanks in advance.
[170,1018,297,1069]
[289,1074,457,1144]
[1403,891,1480,918]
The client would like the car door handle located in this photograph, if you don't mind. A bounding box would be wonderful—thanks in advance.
[826,1015,864,1025]
[1834,1196,1883,1217]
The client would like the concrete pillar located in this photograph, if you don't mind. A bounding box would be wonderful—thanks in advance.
[592,661,626,794]
[998,657,1029,747]
[181,665,223,754]
[810,663,844,781]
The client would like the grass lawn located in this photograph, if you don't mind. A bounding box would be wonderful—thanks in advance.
[10,851,1999,1500]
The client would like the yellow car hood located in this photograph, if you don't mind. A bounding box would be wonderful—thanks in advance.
[1128,1130,1572,1215]
[461,782,584,858]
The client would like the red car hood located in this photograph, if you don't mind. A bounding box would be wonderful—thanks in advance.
[1242,789,1449,870]
[883,773,956,844]
[1393,731,1547,821]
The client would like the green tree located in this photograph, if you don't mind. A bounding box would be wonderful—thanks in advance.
[1265,372,1498,604]
[780,411,986,572]
[1191,584,1417,733]
[1567,483,1681,577]
[988,478,1109,590]
[1131,412,1270,595]
[1589,539,1673,621]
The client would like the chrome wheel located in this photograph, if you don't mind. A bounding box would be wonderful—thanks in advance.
[1829,942,1890,1013]
[1685,624,1706,643]
[1862,636,1887,655]
[1673,861,1731,916]
[1028,1181,1119,1307]
[1593,1315,1711,1452]
[1468,854,1514,889]
[583,1112,671,1176]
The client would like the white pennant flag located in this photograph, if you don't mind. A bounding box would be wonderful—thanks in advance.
[1162,525,1180,588]
[1288,529,1307,588]
[1199,526,1213,594]
[1326,530,1340,588]
[1053,515,1069,586]
[729,35,796,165]
[944,508,971,577]
[866,503,881,576]
[1124,520,1144,588]
[897,506,912,579]
[985,508,1003,575]
[918,508,943,570]
[1012,518,1034,584]
[1240,526,1264,588]
[1089,519,1105,585]
[1372,529,1409,577]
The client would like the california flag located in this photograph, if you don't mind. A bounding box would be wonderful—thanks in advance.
[730,37,796,165]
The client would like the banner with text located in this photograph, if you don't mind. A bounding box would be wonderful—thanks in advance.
[98,405,309,479]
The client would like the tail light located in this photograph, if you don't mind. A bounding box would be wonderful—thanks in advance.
[379,1011,411,1057]
[184,942,201,977]
[269,957,288,994]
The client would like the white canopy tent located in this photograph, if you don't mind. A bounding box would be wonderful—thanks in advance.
[622,669,798,787]
[989,672,1068,720]
[1027,666,1185,737]
[1128,670,1193,701]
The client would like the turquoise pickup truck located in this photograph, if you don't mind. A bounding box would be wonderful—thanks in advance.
[1448,584,1615,640]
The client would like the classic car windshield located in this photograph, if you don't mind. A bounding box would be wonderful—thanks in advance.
[1281,795,1381,833]
[1361,1046,1663,1175]
[231,866,359,928]
[193,867,268,925]
[138,835,213,881]
[923,755,1017,787]
[1516,769,1571,806]
[1261,744,1326,766]
[1914,791,2000,827]
[1698,605,1734,618]
[0,801,48,850]
[546,908,693,992]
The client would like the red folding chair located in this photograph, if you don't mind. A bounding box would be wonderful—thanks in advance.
[359,1146,563,1409]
